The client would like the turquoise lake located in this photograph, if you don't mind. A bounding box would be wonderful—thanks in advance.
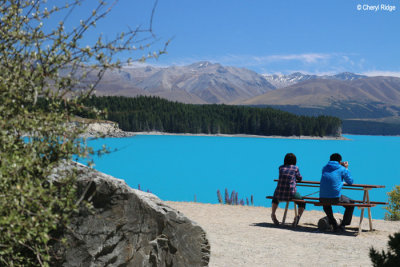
[85,134,400,219]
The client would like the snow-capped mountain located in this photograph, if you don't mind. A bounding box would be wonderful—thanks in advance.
[331,72,367,81]
[242,76,400,107]
[263,72,367,88]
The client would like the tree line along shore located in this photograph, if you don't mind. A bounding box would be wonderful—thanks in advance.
[74,95,342,137]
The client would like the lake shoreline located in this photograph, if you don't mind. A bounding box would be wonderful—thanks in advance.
[129,131,350,140]
[81,121,349,140]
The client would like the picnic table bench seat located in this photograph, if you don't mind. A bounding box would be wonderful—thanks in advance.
[265,196,376,208]
[266,192,386,234]
[268,180,387,234]
[301,196,387,205]
[313,202,376,208]
[265,196,317,205]
[293,199,376,208]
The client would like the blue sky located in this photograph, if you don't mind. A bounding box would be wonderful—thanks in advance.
[65,0,400,76]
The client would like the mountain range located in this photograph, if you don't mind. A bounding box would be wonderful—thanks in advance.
[91,61,400,133]
[94,61,275,104]
[94,61,399,109]
[241,76,400,107]
[262,72,367,88]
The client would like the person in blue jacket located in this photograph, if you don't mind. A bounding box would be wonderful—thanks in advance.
[319,153,354,231]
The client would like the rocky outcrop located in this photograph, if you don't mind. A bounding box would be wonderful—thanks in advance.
[53,163,210,266]
[82,121,135,138]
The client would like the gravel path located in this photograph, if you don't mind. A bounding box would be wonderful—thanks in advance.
[166,201,400,267]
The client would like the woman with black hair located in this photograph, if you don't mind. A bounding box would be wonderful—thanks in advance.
[271,153,306,227]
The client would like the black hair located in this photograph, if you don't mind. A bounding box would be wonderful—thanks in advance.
[284,153,297,165]
[330,153,342,162]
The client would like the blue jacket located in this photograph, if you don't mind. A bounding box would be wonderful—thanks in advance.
[320,161,353,198]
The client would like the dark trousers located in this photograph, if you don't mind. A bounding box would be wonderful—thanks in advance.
[272,192,306,209]
[320,195,354,227]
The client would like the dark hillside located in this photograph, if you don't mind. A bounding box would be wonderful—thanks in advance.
[342,120,400,135]
[78,96,342,137]
[257,104,400,135]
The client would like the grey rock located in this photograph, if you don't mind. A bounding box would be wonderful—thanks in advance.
[81,121,136,138]
[317,216,333,231]
[54,163,210,266]
[317,216,341,232]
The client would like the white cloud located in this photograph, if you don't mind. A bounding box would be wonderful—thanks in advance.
[140,52,343,71]
[214,53,334,67]
[123,62,152,68]
[124,53,400,77]
[261,53,332,64]
[262,69,337,76]
[362,71,400,77]
[123,61,172,69]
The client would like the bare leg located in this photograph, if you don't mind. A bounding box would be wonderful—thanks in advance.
[271,202,278,215]
[271,202,279,225]
[298,207,305,217]
[292,206,305,227]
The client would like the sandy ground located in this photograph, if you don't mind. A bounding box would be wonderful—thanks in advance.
[165,201,400,267]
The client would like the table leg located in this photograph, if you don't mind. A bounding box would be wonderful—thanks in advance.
[358,208,364,235]
[282,201,289,224]
[358,190,367,234]
[366,190,373,231]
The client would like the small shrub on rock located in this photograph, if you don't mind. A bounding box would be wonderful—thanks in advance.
[385,185,400,221]
[370,232,400,266]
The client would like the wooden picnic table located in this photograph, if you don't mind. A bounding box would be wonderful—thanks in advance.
[272,179,387,234]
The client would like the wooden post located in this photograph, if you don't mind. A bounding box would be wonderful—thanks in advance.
[358,190,367,235]
[366,189,373,231]
[282,201,289,224]
[358,208,364,235]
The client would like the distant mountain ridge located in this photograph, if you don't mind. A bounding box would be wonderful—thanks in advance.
[86,61,400,134]
[262,72,367,88]
[94,61,275,104]
[92,61,400,122]
[241,76,400,107]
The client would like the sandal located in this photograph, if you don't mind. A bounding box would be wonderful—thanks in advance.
[271,214,280,225]
[292,215,300,227]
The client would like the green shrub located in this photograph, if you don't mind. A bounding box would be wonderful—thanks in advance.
[0,0,166,266]
[370,232,400,266]
[385,185,400,221]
